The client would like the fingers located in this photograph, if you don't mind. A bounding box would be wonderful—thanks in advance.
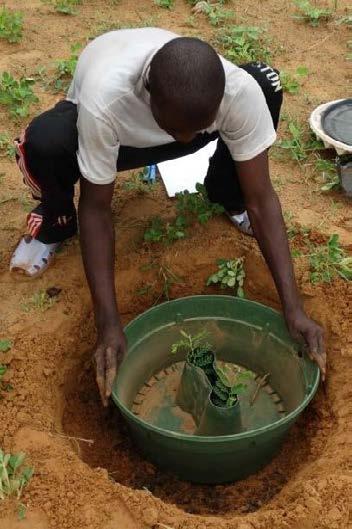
[316,330,326,381]
[94,345,108,407]
[304,328,326,382]
[105,346,117,401]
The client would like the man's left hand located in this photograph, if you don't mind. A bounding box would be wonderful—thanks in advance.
[285,307,326,380]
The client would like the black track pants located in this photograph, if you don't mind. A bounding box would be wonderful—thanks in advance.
[15,61,283,244]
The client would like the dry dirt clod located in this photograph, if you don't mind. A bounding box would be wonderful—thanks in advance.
[143,507,159,526]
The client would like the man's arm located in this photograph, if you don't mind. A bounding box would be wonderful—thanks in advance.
[78,176,127,406]
[237,150,326,378]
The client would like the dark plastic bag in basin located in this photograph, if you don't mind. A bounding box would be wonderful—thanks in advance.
[176,355,242,436]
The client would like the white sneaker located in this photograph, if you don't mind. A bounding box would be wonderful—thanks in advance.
[226,211,254,236]
[10,236,60,278]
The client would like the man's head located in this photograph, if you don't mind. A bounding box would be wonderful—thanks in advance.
[148,37,225,143]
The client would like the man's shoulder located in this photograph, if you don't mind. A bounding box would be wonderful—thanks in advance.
[72,27,179,102]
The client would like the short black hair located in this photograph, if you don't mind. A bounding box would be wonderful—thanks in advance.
[149,37,225,125]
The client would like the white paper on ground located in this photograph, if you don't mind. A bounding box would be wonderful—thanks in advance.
[157,139,218,197]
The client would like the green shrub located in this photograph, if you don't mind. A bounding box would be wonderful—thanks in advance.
[217,25,271,63]
[43,0,82,15]
[144,216,187,244]
[293,0,333,26]
[172,330,252,407]
[0,451,33,500]
[315,158,339,191]
[207,258,245,297]
[0,133,16,158]
[53,43,81,91]
[309,234,352,283]
[192,1,234,26]
[0,73,38,119]
[0,339,12,353]
[176,183,224,224]
[155,0,174,8]
[277,120,323,162]
[144,183,224,244]
[0,8,23,43]
[280,66,308,94]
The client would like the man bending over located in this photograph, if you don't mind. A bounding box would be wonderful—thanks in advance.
[10,28,326,404]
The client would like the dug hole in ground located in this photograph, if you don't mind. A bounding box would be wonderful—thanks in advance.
[0,0,351,528]
[1,199,351,529]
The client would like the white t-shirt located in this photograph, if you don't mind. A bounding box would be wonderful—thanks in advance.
[67,27,276,185]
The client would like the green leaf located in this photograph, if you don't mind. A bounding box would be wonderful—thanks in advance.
[0,339,12,353]
[237,286,245,298]
[9,453,26,471]
[18,504,26,520]
[296,65,308,77]
[20,466,33,484]
[227,277,237,287]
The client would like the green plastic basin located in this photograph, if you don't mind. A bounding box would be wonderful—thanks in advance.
[112,295,319,484]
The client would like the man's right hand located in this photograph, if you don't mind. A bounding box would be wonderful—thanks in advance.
[94,322,127,407]
[79,177,126,407]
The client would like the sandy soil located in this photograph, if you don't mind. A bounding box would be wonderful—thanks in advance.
[0,1,352,528]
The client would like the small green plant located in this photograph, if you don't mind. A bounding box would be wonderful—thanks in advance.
[0,451,33,500]
[213,364,252,407]
[337,14,352,25]
[309,234,352,283]
[0,133,15,158]
[280,66,308,94]
[171,329,211,355]
[123,169,155,194]
[283,211,311,244]
[0,73,38,119]
[0,7,23,43]
[0,339,12,353]
[172,330,252,407]
[18,503,27,520]
[217,25,271,64]
[22,290,57,312]
[155,0,174,8]
[207,258,245,297]
[144,184,223,244]
[192,1,233,26]
[144,217,165,243]
[277,120,323,162]
[315,157,339,191]
[43,0,82,15]
[144,216,187,244]
[176,183,224,224]
[52,43,81,91]
[185,15,197,27]
[293,0,333,26]
[35,43,81,94]
[0,361,13,396]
